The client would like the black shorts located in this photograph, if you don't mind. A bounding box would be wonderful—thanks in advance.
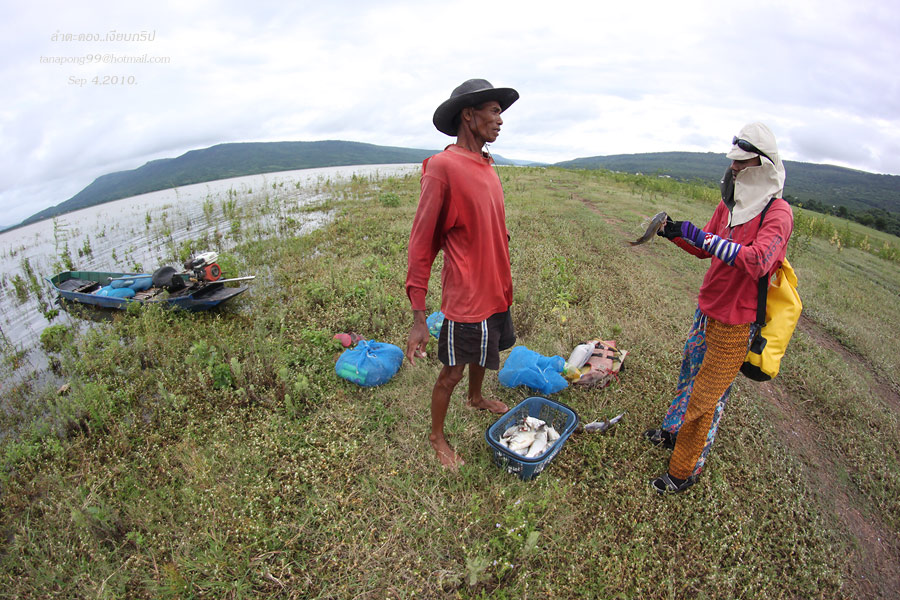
[438,310,516,370]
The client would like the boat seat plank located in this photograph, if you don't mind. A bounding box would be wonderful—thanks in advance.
[77,282,102,293]
[58,278,101,293]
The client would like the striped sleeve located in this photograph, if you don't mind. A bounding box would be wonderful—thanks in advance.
[701,233,742,265]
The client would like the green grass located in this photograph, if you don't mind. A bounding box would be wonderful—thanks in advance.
[1,167,897,598]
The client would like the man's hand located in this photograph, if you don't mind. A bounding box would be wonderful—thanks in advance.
[406,310,430,365]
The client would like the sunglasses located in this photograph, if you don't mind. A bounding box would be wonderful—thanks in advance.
[732,136,774,165]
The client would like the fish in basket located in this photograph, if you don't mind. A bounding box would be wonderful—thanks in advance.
[485,396,579,481]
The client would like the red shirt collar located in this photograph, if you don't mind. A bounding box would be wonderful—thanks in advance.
[446,144,493,164]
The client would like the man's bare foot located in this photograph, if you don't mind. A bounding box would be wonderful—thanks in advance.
[466,395,509,414]
[429,434,465,469]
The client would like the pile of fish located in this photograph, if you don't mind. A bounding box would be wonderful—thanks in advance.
[496,416,561,458]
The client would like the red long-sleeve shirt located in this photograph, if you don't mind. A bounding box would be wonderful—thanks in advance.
[674,199,793,325]
[405,145,513,323]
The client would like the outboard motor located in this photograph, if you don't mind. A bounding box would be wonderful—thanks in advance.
[183,251,222,282]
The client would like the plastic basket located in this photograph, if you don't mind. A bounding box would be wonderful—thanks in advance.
[485,396,579,480]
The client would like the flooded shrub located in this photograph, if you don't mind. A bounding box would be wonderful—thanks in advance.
[78,237,93,258]
[40,324,73,353]
[11,275,29,302]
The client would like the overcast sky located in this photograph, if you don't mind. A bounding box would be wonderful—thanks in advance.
[2,0,898,227]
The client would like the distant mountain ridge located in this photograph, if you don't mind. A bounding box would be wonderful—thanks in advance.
[10,142,899,230]
[16,141,447,228]
[554,151,900,215]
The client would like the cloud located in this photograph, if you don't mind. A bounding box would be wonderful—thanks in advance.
[2,0,900,227]
[785,115,900,174]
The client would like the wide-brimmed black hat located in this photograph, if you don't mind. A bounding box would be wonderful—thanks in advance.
[432,78,519,136]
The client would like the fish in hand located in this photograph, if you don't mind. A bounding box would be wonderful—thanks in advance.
[628,211,668,246]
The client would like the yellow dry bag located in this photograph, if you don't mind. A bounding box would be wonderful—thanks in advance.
[741,259,801,381]
[741,197,802,382]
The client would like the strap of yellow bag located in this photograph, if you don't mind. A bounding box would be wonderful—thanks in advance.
[748,198,778,355]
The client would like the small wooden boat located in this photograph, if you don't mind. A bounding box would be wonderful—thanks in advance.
[47,270,252,311]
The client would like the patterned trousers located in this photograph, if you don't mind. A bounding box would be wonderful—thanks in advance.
[661,309,754,480]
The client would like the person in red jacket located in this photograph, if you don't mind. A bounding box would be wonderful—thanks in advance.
[647,122,794,493]
[405,79,519,469]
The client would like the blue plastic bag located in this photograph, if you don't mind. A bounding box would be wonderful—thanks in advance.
[108,287,136,298]
[96,285,135,298]
[335,340,405,387]
[426,311,445,339]
[498,346,568,394]
[129,276,153,292]
[110,274,152,291]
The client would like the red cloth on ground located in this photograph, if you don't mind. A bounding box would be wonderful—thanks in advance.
[674,198,793,325]
[405,145,513,323]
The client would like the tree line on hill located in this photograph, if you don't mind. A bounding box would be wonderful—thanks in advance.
[556,151,900,237]
[784,195,900,237]
[9,143,899,236]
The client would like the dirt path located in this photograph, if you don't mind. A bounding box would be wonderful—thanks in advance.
[754,319,900,598]
[788,315,899,597]
[795,316,900,414]
[758,372,900,599]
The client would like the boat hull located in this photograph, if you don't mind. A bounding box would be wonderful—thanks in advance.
[47,271,248,311]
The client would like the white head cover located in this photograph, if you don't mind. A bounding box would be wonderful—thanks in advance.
[725,122,786,226]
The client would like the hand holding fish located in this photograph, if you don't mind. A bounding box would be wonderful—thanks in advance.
[658,216,684,240]
[661,219,742,265]
[629,211,668,246]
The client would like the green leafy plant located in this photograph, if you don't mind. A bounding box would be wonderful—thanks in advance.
[39,324,73,353]
[379,191,401,207]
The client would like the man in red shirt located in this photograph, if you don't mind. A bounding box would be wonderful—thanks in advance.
[647,122,793,493]
[405,79,519,469]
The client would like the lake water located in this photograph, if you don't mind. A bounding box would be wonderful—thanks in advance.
[0,164,418,381]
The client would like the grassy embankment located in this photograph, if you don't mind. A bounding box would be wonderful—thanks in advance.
[1,167,898,598]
